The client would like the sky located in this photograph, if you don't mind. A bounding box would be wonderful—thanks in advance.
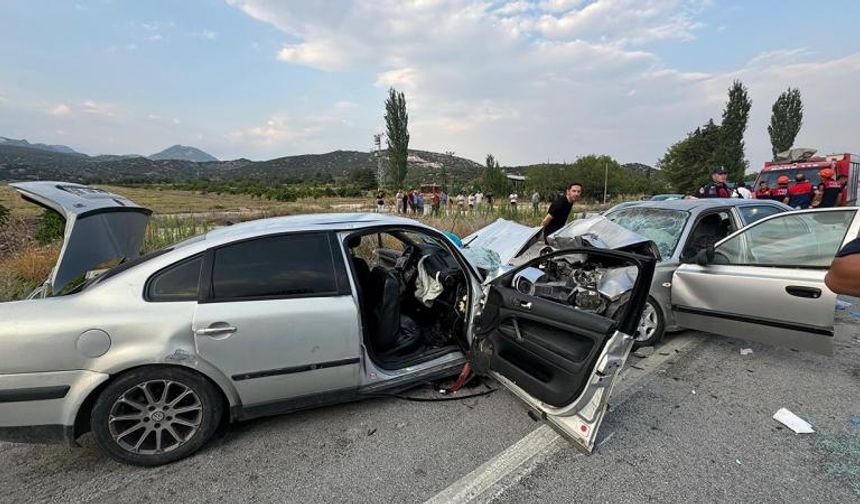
[0,0,858,172]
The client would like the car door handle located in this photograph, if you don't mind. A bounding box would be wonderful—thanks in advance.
[519,301,533,310]
[785,286,822,299]
[195,325,237,336]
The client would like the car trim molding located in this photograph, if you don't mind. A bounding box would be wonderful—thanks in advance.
[0,385,71,403]
[673,305,834,336]
[231,357,361,381]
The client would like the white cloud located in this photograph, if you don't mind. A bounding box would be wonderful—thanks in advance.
[193,30,218,40]
[48,103,72,116]
[216,1,860,170]
[147,34,164,42]
[81,99,115,116]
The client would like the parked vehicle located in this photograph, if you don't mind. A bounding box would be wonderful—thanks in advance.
[467,197,850,351]
[0,182,655,465]
[754,152,860,206]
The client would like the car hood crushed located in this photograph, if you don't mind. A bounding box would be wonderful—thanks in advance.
[463,216,659,273]
[10,181,151,295]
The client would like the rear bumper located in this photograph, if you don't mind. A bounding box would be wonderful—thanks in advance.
[0,370,110,445]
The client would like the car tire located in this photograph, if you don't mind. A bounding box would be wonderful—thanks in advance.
[632,297,665,349]
[91,366,223,466]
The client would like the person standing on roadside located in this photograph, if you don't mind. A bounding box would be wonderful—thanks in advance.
[788,173,815,208]
[732,181,752,199]
[771,176,790,204]
[376,189,385,212]
[531,190,541,216]
[697,166,732,198]
[541,182,582,238]
[815,168,842,208]
[431,191,441,216]
[395,190,404,213]
[754,182,771,200]
[509,191,518,212]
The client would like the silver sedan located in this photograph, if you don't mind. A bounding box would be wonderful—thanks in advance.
[0,182,657,465]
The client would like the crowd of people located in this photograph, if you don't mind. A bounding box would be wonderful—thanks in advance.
[381,188,566,217]
[693,166,846,208]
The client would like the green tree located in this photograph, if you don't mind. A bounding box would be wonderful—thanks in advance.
[712,80,752,182]
[348,167,378,190]
[385,87,409,187]
[768,87,803,159]
[658,120,723,193]
[482,154,510,195]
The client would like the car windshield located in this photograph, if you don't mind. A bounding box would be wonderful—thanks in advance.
[604,207,689,259]
[757,167,824,188]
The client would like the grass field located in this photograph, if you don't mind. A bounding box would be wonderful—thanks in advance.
[1,183,583,301]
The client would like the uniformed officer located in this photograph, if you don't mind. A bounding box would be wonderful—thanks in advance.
[771,176,790,204]
[815,168,843,208]
[787,173,815,209]
[697,166,731,198]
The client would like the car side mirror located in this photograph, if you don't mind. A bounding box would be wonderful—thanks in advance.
[695,245,715,266]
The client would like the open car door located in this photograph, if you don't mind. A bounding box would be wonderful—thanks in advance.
[471,248,656,453]
[672,208,860,356]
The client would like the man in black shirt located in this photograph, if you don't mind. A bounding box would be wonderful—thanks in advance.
[541,182,582,238]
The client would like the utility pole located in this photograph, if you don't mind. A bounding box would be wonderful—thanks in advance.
[603,160,608,204]
[373,133,385,187]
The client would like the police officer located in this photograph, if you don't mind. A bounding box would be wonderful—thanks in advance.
[771,176,790,203]
[787,173,815,209]
[697,166,731,198]
[815,168,842,208]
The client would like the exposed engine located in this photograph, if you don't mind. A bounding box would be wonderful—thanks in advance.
[511,254,638,317]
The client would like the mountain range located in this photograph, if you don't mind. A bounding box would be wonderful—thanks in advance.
[0,138,483,185]
[0,135,655,185]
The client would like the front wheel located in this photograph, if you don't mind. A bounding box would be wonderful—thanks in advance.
[91,366,223,466]
[632,297,665,348]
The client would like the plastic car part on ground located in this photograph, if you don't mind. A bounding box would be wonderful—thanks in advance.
[773,408,815,434]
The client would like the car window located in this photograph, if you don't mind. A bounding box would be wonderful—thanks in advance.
[211,233,338,301]
[739,205,782,225]
[681,210,735,260]
[603,207,689,259]
[715,210,855,267]
[146,256,203,302]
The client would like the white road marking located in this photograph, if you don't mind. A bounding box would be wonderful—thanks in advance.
[423,332,706,504]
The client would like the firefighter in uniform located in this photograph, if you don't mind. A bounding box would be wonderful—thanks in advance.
[788,173,815,209]
[697,166,732,198]
[771,176,790,204]
[814,168,843,208]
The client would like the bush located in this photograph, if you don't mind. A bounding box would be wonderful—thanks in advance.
[35,209,65,244]
[0,203,9,226]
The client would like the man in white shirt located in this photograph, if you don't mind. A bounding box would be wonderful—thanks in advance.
[732,181,752,199]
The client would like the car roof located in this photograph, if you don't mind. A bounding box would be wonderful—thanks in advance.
[204,212,429,243]
[609,198,789,212]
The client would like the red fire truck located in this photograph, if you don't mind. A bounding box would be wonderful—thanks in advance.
[754,152,860,206]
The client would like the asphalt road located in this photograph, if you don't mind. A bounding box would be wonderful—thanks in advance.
[2,314,858,503]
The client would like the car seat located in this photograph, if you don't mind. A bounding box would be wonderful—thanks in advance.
[368,266,422,356]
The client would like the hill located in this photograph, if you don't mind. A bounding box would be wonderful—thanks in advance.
[0,136,85,157]
[0,144,482,185]
[149,145,218,162]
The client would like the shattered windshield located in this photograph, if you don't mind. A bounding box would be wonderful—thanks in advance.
[604,207,689,259]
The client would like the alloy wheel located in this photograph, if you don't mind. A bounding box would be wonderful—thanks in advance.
[635,301,659,342]
[107,380,203,455]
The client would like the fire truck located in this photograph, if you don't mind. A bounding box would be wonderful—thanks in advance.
[754,151,860,206]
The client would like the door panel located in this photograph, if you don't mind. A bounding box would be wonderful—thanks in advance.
[672,208,859,355]
[476,248,656,452]
[194,296,361,406]
[672,265,834,354]
[480,285,616,407]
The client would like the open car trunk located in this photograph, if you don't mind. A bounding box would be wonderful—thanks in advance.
[10,182,151,296]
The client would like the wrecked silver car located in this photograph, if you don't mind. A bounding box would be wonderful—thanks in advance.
[0,182,656,466]
[466,198,854,354]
